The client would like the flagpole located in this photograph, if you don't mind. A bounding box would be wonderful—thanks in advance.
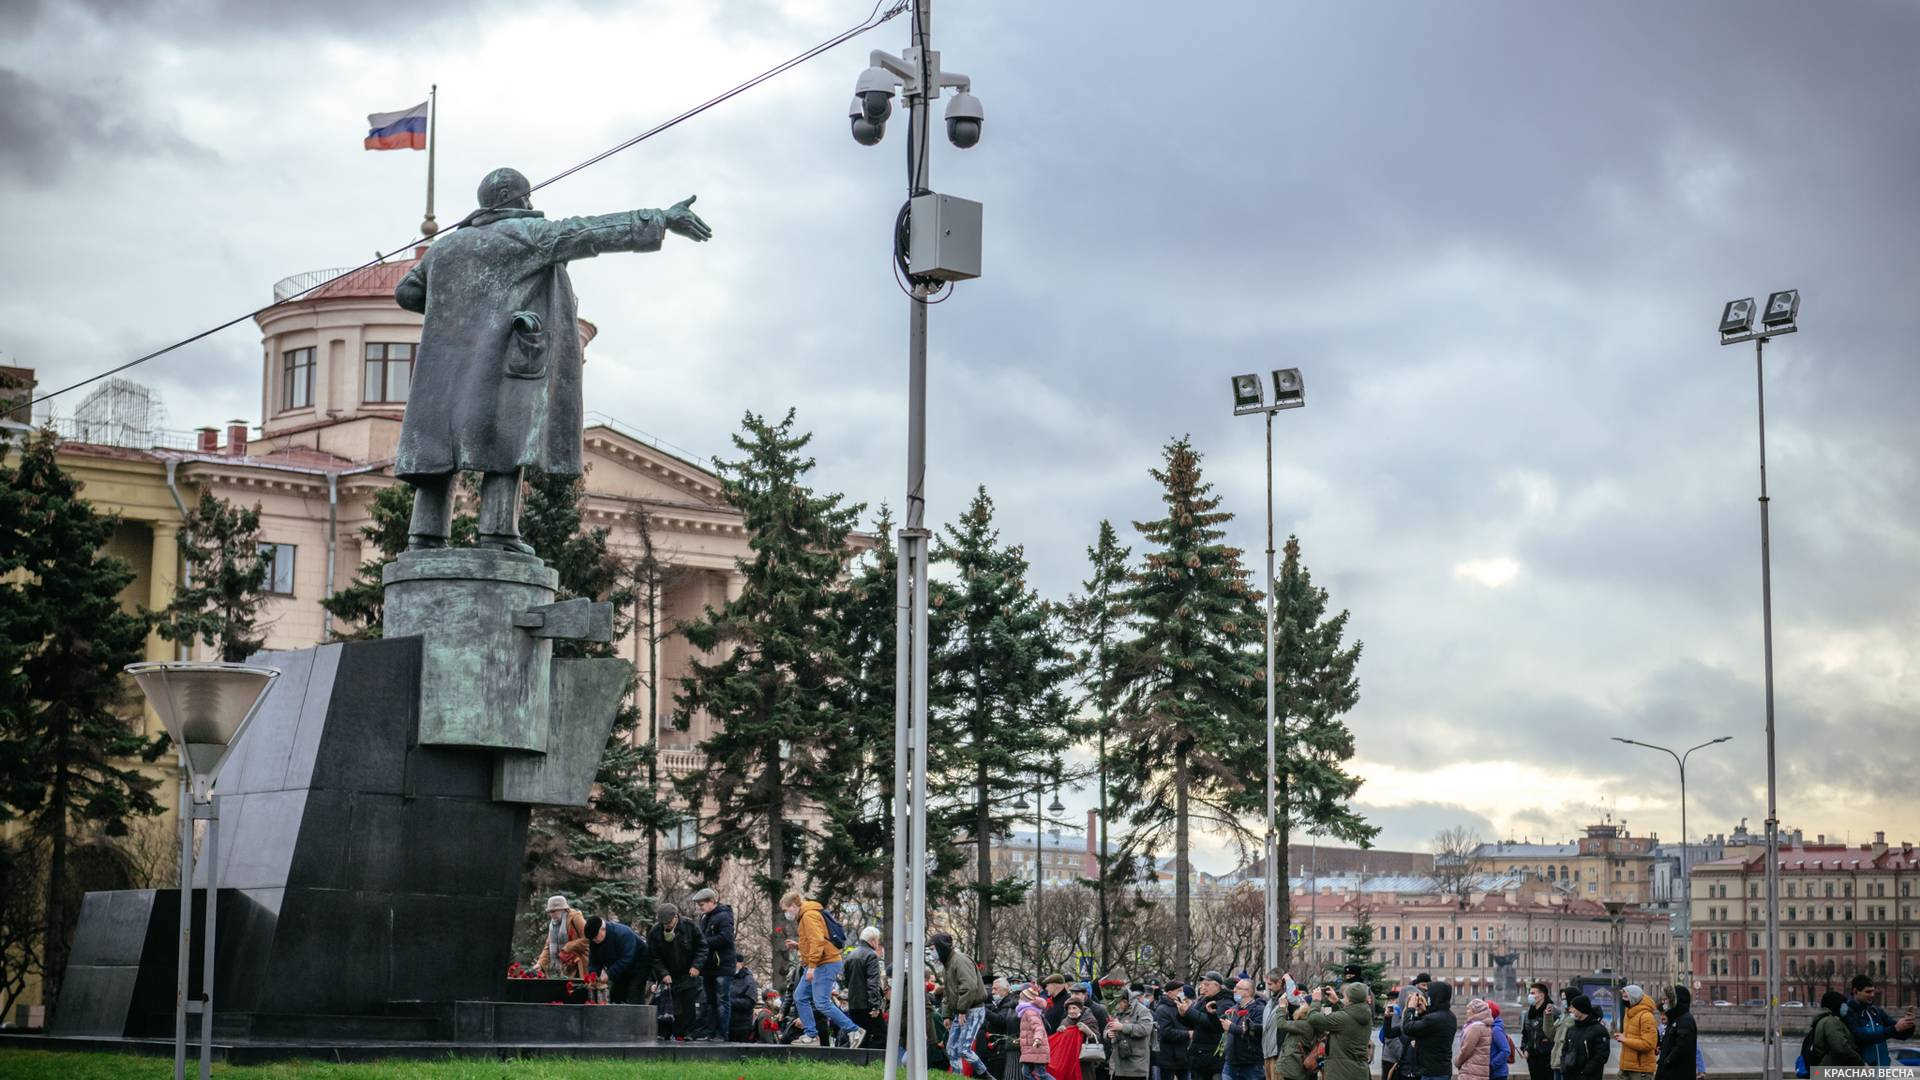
[421,84,439,236]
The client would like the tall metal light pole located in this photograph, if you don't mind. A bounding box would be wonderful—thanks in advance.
[1611,736,1731,951]
[1717,289,1799,1080]
[1230,368,1306,979]
[848,7,983,1078]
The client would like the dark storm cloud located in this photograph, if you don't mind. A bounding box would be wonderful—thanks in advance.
[2,0,1915,853]
[0,68,212,184]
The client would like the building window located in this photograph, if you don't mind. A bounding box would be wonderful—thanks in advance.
[281,347,314,411]
[260,542,295,596]
[364,342,414,404]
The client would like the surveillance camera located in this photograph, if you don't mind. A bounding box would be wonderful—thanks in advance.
[855,67,895,123]
[945,91,983,149]
[849,96,885,146]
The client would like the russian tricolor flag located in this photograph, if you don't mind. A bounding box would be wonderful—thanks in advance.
[365,102,428,151]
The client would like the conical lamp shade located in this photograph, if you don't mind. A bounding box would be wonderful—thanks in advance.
[126,662,279,796]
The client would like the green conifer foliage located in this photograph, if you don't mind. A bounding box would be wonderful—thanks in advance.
[933,486,1075,972]
[160,491,270,661]
[1109,437,1265,976]
[674,411,861,962]
[0,430,166,1011]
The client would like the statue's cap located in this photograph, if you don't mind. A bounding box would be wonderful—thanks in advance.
[477,167,531,211]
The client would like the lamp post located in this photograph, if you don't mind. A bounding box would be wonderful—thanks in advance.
[1015,783,1066,978]
[1230,367,1306,980]
[125,661,278,1080]
[849,8,983,1079]
[1718,288,1798,1080]
[1611,736,1730,939]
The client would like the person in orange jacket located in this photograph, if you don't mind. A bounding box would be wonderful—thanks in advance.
[1612,985,1657,1080]
[781,890,864,1048]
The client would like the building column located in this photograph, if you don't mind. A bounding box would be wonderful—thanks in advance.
[146,520,180,662]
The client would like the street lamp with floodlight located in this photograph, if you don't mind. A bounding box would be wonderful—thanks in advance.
[125,661,278,1080]
[1229,367,1306,981]
[1716,287,1799,1080]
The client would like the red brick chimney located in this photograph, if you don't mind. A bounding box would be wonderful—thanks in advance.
[196,427,219,453]
[226,420,248,457]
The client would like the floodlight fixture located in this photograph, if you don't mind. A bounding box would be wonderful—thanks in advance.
[1762,289,1800,328]
[1270,367,1306,410]
[1231,373,1265,414]
[126,662,278,801]
[1719,297,1756,337]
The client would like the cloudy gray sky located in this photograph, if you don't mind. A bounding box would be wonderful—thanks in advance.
[5,1,1915,866]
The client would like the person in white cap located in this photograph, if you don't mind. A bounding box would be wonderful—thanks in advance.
[534,894,588,980]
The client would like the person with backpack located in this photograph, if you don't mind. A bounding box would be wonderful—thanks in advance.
[1612,986,1656,1080]
[1308,982,1378,1080]
[1455,999,1494,1080]
[1807,989,1864,1070]
[1486,1002,1515,1080]
[1653,985,1695,1080]
[1272,993,1319,1080]
[779,890,865,1048]
[1520,983,1556,1080]
[1559,996,1609,1080]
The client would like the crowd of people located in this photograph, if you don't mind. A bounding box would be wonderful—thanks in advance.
[526,890,1915,1080]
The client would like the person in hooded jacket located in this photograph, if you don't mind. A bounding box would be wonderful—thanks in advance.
[1486,1002,1515,1080]
[1455,999,1495,1080]
[1612,985,1656,1080]
[1520,983,1557,1080]
[1272,994,1319,1080]
[1017,983,1055,1080]
[1559,996,1610,1080]
[1809,989,1864,1068]
[1308,982,1379,1080]
[1653,985,1696,1080]
[932,932,995,1079]
[1402,980,1459,1080]
[1186,972,1236,1080]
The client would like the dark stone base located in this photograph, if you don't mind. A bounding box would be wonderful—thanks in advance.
[0,1031,882,1068]
[453,1001,653,1043]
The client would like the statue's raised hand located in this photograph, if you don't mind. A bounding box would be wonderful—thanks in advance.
[663,195,712,242]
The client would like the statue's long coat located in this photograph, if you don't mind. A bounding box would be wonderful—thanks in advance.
[393,207,664,479]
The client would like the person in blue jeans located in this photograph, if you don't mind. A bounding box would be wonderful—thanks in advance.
[782,891,864,1048]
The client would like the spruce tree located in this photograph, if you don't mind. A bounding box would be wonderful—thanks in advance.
[1109,436,1265,977]
[932,486,1075,972]
[1273,534,1375,962]
[160,491,271,661]
[1062,519,1131,975]
[0,429,166,1011]
[674,410,862,962]
[1340,907,1390,1000]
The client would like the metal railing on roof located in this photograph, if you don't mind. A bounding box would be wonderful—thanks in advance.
[271,267,355,303]
[584,411,716,467]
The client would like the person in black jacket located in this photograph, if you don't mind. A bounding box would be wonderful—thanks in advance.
[727,959,760,1041]
[1520,982,1556,1080]
[1401,980,1459,1080]
[1653,984,1695,1080]
[1186,971,1236,1079]
[692,889,736,1041]
[985,977,1024,1080]
[1560,995,1611,1080]
[841,927,888,1050]
[649,903,709,1040]
[1155,982,1195,1080]
[581,916,647,1004]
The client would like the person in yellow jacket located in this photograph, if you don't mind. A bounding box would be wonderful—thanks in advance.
[781,890,865,1048]
[1612,985,1657,1080]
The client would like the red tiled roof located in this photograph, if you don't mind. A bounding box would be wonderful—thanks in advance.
[276,253,422,306]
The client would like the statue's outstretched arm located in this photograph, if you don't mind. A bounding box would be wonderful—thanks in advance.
[536,211,668,265]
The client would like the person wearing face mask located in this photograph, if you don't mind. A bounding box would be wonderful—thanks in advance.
[932,932,995,1079]
[1653,985,1696,1080]
[1549,988,1577,1080]
[1559,996,1610,1080]
[1520,983,1556,1080]
[779,891,864,1048]
[1612,985,1656,1080]
[1220,978,1268,1080]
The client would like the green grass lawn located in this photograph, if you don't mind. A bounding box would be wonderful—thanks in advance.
[0,1049,879,1080]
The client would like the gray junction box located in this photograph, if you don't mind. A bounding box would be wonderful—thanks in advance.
[908,192,982,281]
